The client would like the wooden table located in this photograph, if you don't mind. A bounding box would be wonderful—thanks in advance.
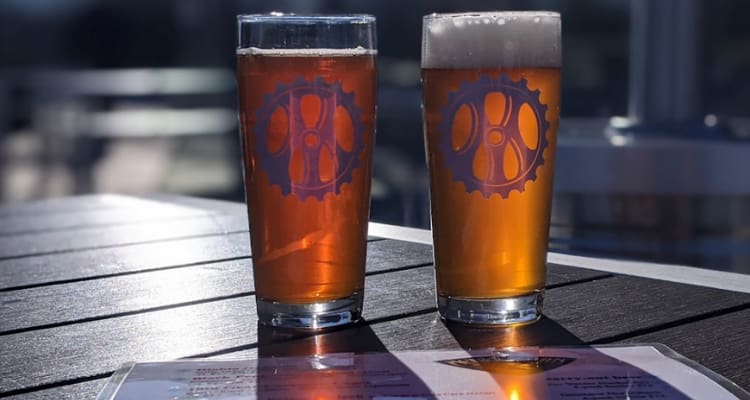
[1,194,749,399]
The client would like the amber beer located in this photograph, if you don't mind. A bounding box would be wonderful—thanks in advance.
[421,12,561,324]
[236,15,376,329]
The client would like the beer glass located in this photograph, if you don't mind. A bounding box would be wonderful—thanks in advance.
[236,14,377,329]
[421,12,561,325]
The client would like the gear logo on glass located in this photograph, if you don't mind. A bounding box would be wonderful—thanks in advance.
[254,77,365,201]
[439,74,550,198]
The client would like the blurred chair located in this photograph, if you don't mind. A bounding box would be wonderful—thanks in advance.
[28,68,238,196]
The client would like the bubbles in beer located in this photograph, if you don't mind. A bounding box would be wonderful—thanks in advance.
[236,47,376,57]
[422,12,561,69]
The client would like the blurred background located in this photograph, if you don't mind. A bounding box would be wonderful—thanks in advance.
[0,0,748,273]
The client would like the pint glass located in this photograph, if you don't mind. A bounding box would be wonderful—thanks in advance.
[236,14,377,329]
[421,12,561,324]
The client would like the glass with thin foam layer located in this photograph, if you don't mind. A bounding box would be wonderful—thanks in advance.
[421,12,561,325]
[237,14,377,329]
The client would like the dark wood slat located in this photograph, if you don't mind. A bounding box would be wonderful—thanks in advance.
[0,267,436,394]
[0,310,584,400]
[0,263,606,394]
[546,264,609,286]
[620,309,750,390]
[10,306,749,399]
[4,191,744,398]
[0,227,597,291]
[0,233,250,290]
[0,202,214,236]
[217,281,750,362]
[0,260,253,333]
[0,249,603,335]
[0,195,160,218]
[0,235,422,291]
[0,240,435,332]
[3,266,737,394]
[0,238,420,294]
[5,379,108,400]
[364,239,433,271]
[543,277,750,343]
[1,295,245,393]
[0,215,248,259]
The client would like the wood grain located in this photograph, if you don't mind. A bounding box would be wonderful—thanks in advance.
[0,234,384,290]
[0,312,579,399]
[620,308,750,390]
[0,223,400,291]
[0,202,213,236]
[544,276,750,343]
[0,214,248,260]
[0,307,591,399]
[3,195,748,399]
[0,240,436,332]
[0,249,606,334]
[0,195,151,219]
[0,232,251,290]
[8,308,749,399]
[0,259,254,333]
[0,266,437,393]
[4,267,745,394]
[0,226,598,291]
[4,380,107,400]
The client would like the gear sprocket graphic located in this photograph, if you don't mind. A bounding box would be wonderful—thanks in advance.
[439,74,550,198]
[254,77,365,201]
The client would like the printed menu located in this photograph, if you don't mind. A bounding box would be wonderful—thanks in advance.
[97,345,749,400]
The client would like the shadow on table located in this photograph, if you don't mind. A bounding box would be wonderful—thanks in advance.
[255,321,437,399]
[443,318,694,399]
[445,316,586,349]
[252,318,696,399]
[257,319,397,356]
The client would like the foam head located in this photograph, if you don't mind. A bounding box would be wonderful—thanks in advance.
[421,12,561,69]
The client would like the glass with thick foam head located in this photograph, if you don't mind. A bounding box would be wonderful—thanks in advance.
[236,14,376,329]
[421,12,561,325]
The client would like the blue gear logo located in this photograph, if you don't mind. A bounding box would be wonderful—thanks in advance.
[439,74,550,198]
[255,77,365,201]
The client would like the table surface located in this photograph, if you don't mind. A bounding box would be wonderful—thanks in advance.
[1,194,749,399]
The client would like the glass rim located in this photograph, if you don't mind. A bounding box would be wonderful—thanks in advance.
[237,13,375,24]
[423,11,560,20]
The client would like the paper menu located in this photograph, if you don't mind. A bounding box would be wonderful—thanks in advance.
[97,345,749,400]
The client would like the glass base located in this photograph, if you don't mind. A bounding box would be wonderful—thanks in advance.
[256,292,363,330]
[437,291,544,326]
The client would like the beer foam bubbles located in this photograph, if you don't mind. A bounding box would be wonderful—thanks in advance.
[421,12,561,69]
[237,47,377,56]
